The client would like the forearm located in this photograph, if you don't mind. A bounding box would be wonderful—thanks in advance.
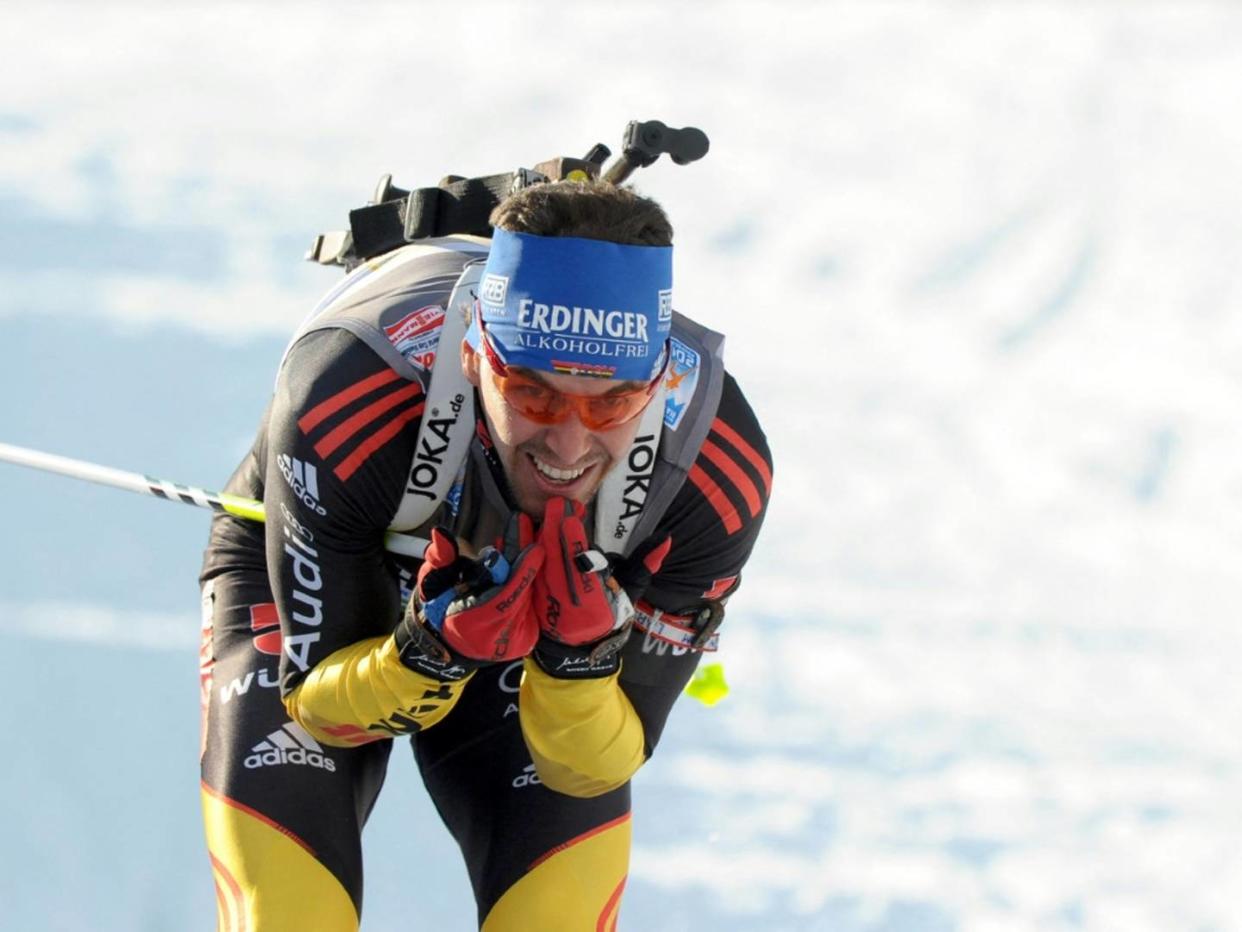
[284,635,472,747]
[518,658,646,798]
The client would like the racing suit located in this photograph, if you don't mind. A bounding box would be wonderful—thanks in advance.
[198,238,773,930]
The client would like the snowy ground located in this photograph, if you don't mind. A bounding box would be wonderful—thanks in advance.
[1,3,1239,929]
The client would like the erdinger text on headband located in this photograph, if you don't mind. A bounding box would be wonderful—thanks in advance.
[465,228,673,383]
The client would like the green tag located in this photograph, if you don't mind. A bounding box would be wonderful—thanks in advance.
[684,662,729,707]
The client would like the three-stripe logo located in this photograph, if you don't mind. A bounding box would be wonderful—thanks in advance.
[296,368,425,483]
[244,721,337,772]
[687,417,773,536]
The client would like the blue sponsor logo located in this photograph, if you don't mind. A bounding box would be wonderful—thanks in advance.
[663,337,700,431]
[445,480,464,518]
[481,274,509,307]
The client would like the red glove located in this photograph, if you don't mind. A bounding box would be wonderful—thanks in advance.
[394,513,544,678]
[530,498,671,678]
[533,498,628,646]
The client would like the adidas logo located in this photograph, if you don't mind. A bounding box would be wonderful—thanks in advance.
[244,721,337,772]
[277,454,327,516]
[511,763,542,789]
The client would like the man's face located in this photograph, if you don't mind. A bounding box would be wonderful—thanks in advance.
[463,344,653,517]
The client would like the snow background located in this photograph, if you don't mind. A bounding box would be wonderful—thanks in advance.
[1,2,1239,929]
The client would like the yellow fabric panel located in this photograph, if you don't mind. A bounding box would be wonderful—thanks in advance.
[518,659,646,798]
[283,635,473,747]
[482,813,631,932]
[201,782,358,932]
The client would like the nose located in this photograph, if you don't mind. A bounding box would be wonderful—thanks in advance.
[541,411,595,466]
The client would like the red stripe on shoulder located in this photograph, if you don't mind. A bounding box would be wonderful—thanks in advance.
[710,418,772,497]
[333,402,425,481]
[297,368,401,433]
[700,438,763,518]
[688,463,743,534]
[312,381,423,458]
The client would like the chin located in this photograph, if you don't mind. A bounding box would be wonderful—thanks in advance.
[504,447,613,518]
[513,478,602,517]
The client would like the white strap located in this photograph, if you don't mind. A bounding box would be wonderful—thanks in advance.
[593,381,666,554]
[632,603,720,652]
[388,262,482,531]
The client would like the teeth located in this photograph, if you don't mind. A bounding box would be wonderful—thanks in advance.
[532,456,587,483]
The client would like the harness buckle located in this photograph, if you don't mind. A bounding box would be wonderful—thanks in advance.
[690,600,725,650]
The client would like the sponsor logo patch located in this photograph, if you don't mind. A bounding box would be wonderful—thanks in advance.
[219,668,280,704]
[281,525,323,673]
[518,301,649,341]
[612,433,657,540]
[508,301,654,364]
[279,502,314,542]
[481,274,509,307]
[498,661,524,694]
[277,454,327,516]
[639,625,690,657]
[249,603,282,656]
[244,722,337,772]
[384,304,446,369]
[663,337,701,431]
[405,392,466,502]
[445,479,464,518]
[551,358,617,379]
[512,763,543,789]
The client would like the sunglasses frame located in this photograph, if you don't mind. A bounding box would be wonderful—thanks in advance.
[477,319,667,431]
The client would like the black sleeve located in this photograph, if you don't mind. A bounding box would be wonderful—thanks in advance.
[264,328,426,695]
[618,370,774,754]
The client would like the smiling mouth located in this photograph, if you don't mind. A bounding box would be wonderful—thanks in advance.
[528,454,592,485]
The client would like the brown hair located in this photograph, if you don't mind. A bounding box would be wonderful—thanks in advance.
[489,179,673,247]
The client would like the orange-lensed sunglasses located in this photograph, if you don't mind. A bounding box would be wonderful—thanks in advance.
[478,320,666,431]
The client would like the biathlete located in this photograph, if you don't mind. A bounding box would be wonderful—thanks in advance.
[198,177,773,930]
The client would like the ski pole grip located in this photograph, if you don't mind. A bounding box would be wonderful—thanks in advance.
[602,120,710,184]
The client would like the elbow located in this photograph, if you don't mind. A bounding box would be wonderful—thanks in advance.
[523,714,648,797]
[281,682,382,748]
[517,659,648,796]
[531,753,643,798]
[279,686,340,746]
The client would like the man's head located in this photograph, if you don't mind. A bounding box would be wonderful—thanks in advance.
[461,180,674,516]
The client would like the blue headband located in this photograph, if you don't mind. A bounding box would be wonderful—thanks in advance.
[465,228,672,381]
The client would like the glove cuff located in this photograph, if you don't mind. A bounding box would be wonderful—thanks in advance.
[530,625,632,680]
[393,602,487,682]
